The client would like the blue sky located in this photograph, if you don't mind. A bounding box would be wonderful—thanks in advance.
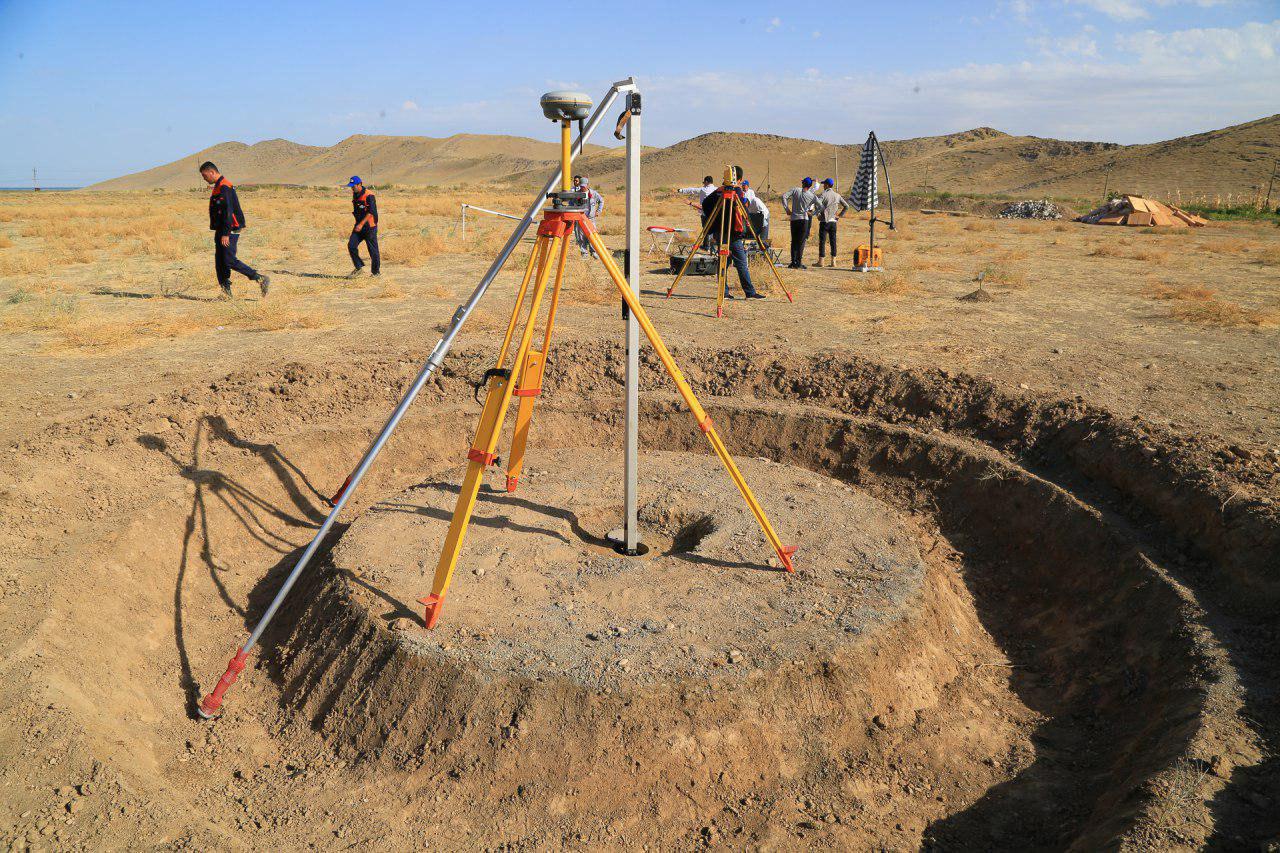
[1,0,1276,185]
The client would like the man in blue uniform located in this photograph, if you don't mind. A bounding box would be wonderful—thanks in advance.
[346,176,380,276]
[200,161,269,299]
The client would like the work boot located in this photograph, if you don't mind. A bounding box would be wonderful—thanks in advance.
[219,283,232,300]
[797,263,808,269]
[257,274,270,297]
[818,255,825,267]
[723,292,736,300]
[348,266,365,278]
[747,292,766,299]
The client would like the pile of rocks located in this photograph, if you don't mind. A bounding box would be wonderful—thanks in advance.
[998,199,1063,220]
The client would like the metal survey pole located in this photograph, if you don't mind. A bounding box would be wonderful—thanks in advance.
[197,80,631,720]
[622,87,642,555]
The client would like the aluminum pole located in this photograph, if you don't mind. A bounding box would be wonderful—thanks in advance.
[197,79,630,719]
[623,87,641,554]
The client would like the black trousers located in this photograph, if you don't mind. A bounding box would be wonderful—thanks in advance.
[214,232,257,285]
[818,221,838,258]
[789,219,808,265]
[349,226,380,273]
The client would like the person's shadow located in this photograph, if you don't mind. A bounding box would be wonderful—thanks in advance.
[138,416,331,718]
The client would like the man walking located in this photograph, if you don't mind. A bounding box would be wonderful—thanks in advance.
[200,161,269,299]
[702,179,764,300]
[782,177,818,268]
[814,178,848,267]
[576,177,603,258]
[346,176,380,276]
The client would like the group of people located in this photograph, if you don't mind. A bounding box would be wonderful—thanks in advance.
[198,161,380,299]
[782,176,849,269]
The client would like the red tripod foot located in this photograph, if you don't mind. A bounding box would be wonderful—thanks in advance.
[777,545,798,573]
[419,593,445,629]
[716,306,723,318]
[506,476,519,493]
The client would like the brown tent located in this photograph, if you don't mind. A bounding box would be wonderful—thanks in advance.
[1077,194,1208,227]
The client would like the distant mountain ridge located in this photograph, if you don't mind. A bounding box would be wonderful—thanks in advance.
[89,114,1280,200]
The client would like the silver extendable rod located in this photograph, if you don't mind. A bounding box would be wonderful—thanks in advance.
[623,87,641,553]
[238,83,626,655]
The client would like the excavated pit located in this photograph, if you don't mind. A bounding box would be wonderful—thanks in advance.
[258,344,1263,849]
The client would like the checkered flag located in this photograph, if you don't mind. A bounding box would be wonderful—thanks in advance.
[848,132,880,213]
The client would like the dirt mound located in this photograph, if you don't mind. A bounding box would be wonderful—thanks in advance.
[3,337,1277,849]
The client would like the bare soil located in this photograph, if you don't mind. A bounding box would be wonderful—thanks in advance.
[0,188,1278,849]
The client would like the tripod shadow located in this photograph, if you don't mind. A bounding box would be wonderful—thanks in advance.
[138,416,329,717]
[380,480,775,572]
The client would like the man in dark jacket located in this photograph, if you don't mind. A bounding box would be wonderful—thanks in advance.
[199,162,269,299]
[702,174,764,300]
[346,176,380,275]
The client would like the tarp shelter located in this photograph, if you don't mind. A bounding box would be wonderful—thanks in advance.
[1077,195,1208,227]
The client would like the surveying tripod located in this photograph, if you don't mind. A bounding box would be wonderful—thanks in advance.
[667,172,793,317]
[420,94,796,629]
[195,81,795,719]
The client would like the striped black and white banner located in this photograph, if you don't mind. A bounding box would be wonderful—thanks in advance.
[848,132,879,213]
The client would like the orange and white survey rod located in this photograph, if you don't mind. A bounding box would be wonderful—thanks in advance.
[197,79,641,719]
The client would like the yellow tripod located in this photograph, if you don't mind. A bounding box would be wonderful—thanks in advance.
[419,120,797,630]
[667,179,793,317]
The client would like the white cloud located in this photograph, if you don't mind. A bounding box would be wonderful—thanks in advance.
[1118,19,1280,69]
[1007,0,1033,23]
[766,17,781,32]
[402,100,420,112]
[811,30,822,39]
[1067,0,1234,21]
[1029,26,1100,59]
[642,19,1280,145]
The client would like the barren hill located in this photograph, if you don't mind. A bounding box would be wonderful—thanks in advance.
[90,115,1279,201]
[88,134,611,191]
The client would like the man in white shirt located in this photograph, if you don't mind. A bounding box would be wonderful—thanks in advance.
[576,177,604,258]
[740,179,770,244]
[678,177,717,249]
[814,178,849,267]
[781,177,818,268]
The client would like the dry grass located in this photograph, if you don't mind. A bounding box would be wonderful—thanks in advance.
[841,270,915,296]
[0,234,12,249]
[1257,245,1280,267]
[1144,282,1278,327]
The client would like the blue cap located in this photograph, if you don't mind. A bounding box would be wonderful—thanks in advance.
[346,175,362,187]
[801,176,813,186]
[741,179,750,186]
[822,177,834,186]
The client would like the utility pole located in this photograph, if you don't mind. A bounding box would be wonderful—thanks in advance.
[834,149,838,190]
[1265,160,1278,211]
[32,167,39,192]
[1101,163,1112,203]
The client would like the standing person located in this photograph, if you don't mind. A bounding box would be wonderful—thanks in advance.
[576,177,603,258]
[814,177,848,267]
[741,179,770,244]
[702,179,764,300]
[781,177,818,268]
[346,176,380,276]
[679,176,717,249]
[200,161,269,299]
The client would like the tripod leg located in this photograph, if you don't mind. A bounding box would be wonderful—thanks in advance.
[716,201,730,318]
[582,224,797,574]
[421,232,564,628]
[506,235,570,492]
[736,197,793,302]
[667,198,719,298]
